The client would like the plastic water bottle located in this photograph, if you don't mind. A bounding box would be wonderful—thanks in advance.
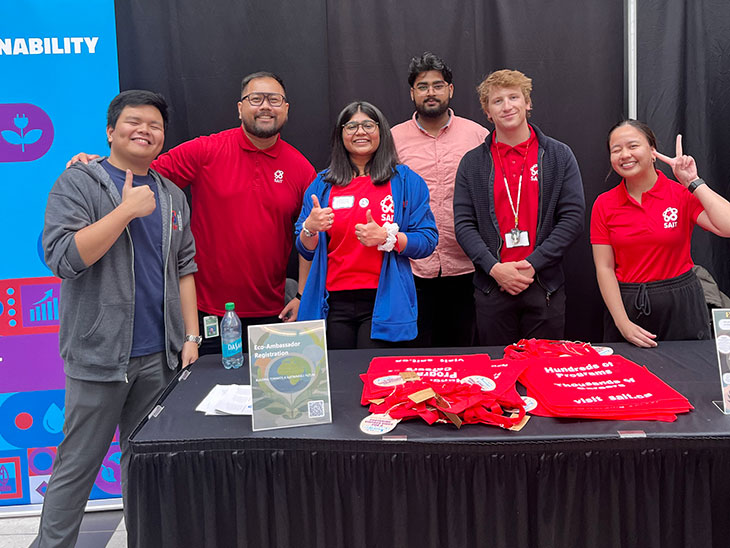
[221,302,244,369]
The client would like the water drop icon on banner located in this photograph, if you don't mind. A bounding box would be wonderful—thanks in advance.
[43,403,64,434]
[101,464,116,483]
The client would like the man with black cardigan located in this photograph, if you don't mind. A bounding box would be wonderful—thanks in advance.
[454,69,585,345]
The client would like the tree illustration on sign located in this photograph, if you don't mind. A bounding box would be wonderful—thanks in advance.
[2,114,43,152]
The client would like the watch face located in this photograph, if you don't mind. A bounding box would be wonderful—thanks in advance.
[689,178,705,193]
[186,335,202,345]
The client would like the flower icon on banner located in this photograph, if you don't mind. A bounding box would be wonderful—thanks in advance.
[2,114,43,152]
[0,103,54,162]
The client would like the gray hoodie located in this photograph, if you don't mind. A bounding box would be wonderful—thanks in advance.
[43,159,197,381]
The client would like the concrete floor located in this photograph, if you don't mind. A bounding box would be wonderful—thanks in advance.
[0,510,125,548]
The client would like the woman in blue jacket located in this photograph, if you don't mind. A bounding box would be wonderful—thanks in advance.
[296,101,438,349]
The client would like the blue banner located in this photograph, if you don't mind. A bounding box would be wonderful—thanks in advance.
[0,0,119,508]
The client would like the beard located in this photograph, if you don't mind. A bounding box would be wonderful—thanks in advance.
[243,112,286,139]
[415,97,450,118]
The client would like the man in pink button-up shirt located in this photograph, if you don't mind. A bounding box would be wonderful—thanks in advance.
[392,52,489,347]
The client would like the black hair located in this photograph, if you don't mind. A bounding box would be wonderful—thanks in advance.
[106,90,168,131]
[240,71,286,97]
[604,119,658,184]
[607,119,657,151]
[407,52,453,87]
[324,101,398,187]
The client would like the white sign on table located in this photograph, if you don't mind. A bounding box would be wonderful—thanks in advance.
[247,320,332,431]
[711,308,730,415]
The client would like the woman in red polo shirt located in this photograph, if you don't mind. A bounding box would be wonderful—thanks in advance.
[591,120,730,347]
[295,101,438,349]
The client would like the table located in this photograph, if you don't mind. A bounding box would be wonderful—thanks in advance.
[128,341,730,548]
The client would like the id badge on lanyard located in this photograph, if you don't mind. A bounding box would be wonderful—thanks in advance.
[504,227,529,248]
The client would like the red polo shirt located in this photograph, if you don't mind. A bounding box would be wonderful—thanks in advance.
[491,127,539,262]
[590,170,704,283]
[326,176,392,291]
[152,127,316,316]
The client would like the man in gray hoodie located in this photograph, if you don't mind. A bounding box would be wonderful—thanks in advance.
[35,90,199,548]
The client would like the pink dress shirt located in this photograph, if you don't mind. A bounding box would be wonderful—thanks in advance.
[392,110,489,278]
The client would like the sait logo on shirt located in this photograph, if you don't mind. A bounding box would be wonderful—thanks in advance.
[380,195,394,223]
[663,207,678,229]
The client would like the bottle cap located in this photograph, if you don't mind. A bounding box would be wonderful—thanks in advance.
[225,302,235,311]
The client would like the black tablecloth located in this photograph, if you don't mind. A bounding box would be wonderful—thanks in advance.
[129,341,730,548]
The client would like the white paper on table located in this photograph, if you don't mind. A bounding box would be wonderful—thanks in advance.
[196,384,252,415]
[215,385,252,415]
[196,384,227,414]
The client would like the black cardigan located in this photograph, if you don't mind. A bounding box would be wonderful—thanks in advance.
[453,124,585,294]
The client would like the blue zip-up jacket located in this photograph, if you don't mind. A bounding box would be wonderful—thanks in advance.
[295,164,438,342]
[453,124,585,296]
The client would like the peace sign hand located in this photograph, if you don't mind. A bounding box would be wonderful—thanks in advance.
[653,134,699,187]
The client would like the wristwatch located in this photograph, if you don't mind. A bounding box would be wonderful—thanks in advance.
[185,334,203,347]
[687,178,706,193]
[301,224,317,238]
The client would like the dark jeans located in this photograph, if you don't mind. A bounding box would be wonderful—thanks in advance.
[197,310,280,356]
[410,272,475,348]
[474,282,565,346]
[326,289,400,350]
[603,269,710,342]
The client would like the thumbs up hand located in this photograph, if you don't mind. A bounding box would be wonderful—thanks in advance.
[121,169,156,219]
[354,209,387,247]
[304,194,334,233]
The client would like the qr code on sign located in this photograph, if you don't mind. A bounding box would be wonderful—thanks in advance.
[308,400,325,418]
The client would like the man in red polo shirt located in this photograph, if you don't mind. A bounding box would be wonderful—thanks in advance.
[70,72,316,354]
[454,69,585,346]
[151,72,315,354]
[392,52,489,347]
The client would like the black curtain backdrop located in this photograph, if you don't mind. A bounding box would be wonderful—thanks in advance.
[114,0,627,342]
[638,0,730,297]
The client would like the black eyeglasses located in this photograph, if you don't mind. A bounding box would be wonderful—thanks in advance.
[240,92,287,107]
[413,81,449,94]
[342,120,379,135]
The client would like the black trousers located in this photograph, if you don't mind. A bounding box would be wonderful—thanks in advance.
[326,289,401,350]
[197,310,280,356]
[474,282,565,347]
[603,269,710,342]
[410,272,475,348]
